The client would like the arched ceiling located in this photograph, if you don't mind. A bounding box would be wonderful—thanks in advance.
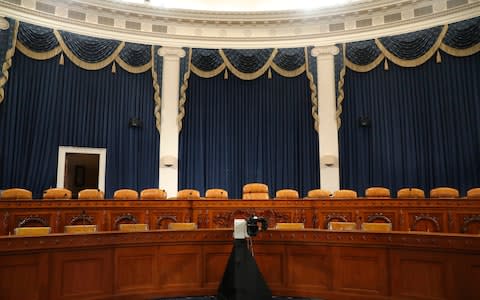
[1,0,479,48]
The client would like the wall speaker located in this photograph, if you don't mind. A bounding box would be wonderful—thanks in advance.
[129,117,143,128]
[358,116,371,128]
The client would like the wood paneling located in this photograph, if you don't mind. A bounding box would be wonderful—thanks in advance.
[286,245,331,291]
[115,247,158,293]
[203,245,231,289]
[51,249,113,300]
[157,245,202,289]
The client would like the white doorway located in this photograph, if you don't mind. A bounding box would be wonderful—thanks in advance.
[57,146,106,197]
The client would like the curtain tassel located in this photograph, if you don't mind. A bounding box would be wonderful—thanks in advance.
[384,58,389,70]
[436,50,442,63]
[268,67,272,79]
[223,68,228,79]
[111,61,116,74]
[59,52,64,65]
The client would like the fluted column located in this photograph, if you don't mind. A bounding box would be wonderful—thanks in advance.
[158,47,186,198]
[311,45,340,192]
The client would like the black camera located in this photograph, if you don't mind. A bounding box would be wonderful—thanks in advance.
[246,215,268,237]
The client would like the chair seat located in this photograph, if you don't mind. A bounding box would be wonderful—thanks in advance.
[15,227,51,236]
[1,188,32,199]
[361,223,392,232]
[275,223,304,230]
[168,223,197,230]
[467,188,480,198]
[177,189,201,199]
[365,187,391,198]
[64,225,97,234]
[119,223,149,231]
[328,222,357,231]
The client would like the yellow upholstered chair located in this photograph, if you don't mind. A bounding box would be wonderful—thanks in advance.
[275,189,299,199]
[177,189,201,200]
[119,223,149,232]
[1,188,32,199]
[113,189,138,200]
[397,188,425,198]
[168,222,197,230]
[43,188,72,199]
[64,225,97,234]
[140,188,167,200]
[275,223,304,230]
[361,223,392,232]
[78,189,104,200]
[332,190,357,199]
[430,187,459,198]
[242,183,269,200]
[306,189,331,199]
[14,227,51,236]
[467,188,480,198]
[205,189,228,199]
[328,221,357,230]
[365,187,391,198]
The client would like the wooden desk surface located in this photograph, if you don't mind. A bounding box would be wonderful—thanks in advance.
[0,229,479,300]
[1,198,480,235]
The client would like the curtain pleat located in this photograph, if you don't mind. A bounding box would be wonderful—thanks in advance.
[0,52,159,198]
[340,52,480,196]
[179,72,319,198]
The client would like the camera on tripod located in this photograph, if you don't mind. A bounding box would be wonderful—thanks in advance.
[246,215,268,237]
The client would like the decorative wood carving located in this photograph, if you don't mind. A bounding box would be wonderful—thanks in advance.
[412,215,440,232]
[323,214,349,229]
[70,210,94,225]
[461,215,480,233]
[18,216,48,227]
[114,213,137,228]
[156,215,177,229]
[367,213,392,224]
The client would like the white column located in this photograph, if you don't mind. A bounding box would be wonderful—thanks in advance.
[158,47,186,198]
[311,45,340,193]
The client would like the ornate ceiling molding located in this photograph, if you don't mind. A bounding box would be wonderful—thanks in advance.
[1,0,479,48]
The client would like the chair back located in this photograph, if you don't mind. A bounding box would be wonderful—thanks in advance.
[242,183,269,200]
[43,188,72,199]
[64,225,97,234]
[205,189,228,199]
[78,189,104,200]
[1,188,32,199]
[306,189,331,198]
[328,222,357,230]
[365,187,391,198]
[467,188,480,198]
[177,189,201,199]
[275,189,299,199]
[119,223,148,231]
[332,190,357,199]
[140,188,167,200]
[397,188,425,198]
[113,189,138,200]
[15,227,51,236]
[430,187,459,198]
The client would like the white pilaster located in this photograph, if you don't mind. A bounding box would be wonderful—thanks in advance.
[311,45,340,193]
[158,47,186,198]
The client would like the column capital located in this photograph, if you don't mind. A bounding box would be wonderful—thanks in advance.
[0,17,9,30]
[311,45,339,57]
[158,47,186,59]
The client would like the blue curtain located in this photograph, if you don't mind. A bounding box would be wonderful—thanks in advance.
[0,52,159,198]
[339,52,480,196]
[179,72,319,199]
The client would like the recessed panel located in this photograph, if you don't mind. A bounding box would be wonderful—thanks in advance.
[287,246,331,290]
[158,246,202,288]
[115,247,157,292]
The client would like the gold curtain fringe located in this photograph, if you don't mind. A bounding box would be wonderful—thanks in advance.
[16,40,62,60]
[384,58,389,70]
[115,57,152,74]
[151,46,162,135]
[224,68,228,79]
[190,63,225,78]
[439,43,480,57]
[111,61,116,73]
[436,50,442,63]
[177,48,192,132]
[59,52,64,65]
[304,47,319,133]
[344,54,385,73]
[219,48,278,80]
[336,44,347,130]
[268,67,272,79]
[0,20,19,104]
[270,62,305,78]
[375,25,448,68]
